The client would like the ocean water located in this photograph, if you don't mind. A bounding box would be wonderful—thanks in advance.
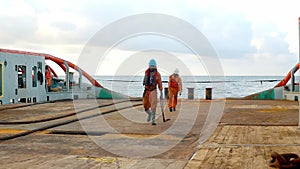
[95,76,290,99]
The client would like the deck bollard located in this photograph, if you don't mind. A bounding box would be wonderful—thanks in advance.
[206,87,212,100]
[164,87,169,99]
[187,88,194,100]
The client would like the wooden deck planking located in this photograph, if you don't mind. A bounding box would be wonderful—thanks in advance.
[225,126,238,145]
[253,146,268,169]
[242,146,253,169]
[185,147,210,169]
[256,126,264,144]
[247,126,255,144]
[208,125,225,144]
[213,147,229,169]
[236,126,245,144]
[186,125,300,169]
[1,99,299,168]
[285,126,295,144]
[269,126,282,144]
[199,147,221,169]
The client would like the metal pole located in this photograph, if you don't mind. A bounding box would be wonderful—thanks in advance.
[292,69,295,91]
[298,17,300,129]
[77,68,82,91]
[63,61,70,92]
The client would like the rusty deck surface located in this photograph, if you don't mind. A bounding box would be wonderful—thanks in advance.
[0,99,299,168]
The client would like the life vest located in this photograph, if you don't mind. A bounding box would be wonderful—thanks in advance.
[144,68,158,90]
[169,75,179,88]
[45,69,52,79]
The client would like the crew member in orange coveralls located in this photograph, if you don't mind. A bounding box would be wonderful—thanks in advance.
[143,59,163,125]
[45,65,52,92]
[168,68,182,112]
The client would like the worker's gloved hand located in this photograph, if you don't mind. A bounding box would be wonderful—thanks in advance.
[179,92,182,96]
[160,90,163,100]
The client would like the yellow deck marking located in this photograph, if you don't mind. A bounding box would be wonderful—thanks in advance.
[0,129,51,134]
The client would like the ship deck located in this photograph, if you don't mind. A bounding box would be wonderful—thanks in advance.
[0,99,299,169]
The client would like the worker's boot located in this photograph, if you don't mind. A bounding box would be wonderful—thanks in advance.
[151,111,156,125]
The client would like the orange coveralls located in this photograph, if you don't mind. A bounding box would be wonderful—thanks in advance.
[45,68,52,88]
[168,74,182,109]
[143,69,163,113]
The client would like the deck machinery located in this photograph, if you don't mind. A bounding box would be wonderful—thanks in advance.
[0,49,126,105]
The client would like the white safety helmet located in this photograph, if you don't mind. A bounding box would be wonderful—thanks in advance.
[174,68,179,74]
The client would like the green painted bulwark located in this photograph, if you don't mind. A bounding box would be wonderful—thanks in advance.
[97,88,127,99]
[244,88,275,100]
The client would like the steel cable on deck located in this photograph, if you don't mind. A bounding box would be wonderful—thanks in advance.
[0,98,142,125]
[0,102,143,141]
[0,100,58,112]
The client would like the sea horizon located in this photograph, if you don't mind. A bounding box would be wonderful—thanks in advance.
[92,75,292,99]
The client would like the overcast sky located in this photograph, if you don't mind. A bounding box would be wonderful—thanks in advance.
[1,0,300,76]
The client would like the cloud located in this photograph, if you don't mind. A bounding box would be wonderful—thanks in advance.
[94,49,209,76]
[0,16,38,44]
[187,10,256,58]
[251,22,291,56]
[0,0,299,76]
[221,52,298,76]
[0,0,38,44]
[51,21,77,31]
[260,33,290,54]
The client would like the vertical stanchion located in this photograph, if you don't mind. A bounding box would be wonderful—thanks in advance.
[164,87,169,99]
[298,17,300,130]
[187,88,194,100]
[206,87,212,100]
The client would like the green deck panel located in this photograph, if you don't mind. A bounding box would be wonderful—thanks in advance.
[244,88,275,100]
[97,88,127,99]
[253,88,274,100]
